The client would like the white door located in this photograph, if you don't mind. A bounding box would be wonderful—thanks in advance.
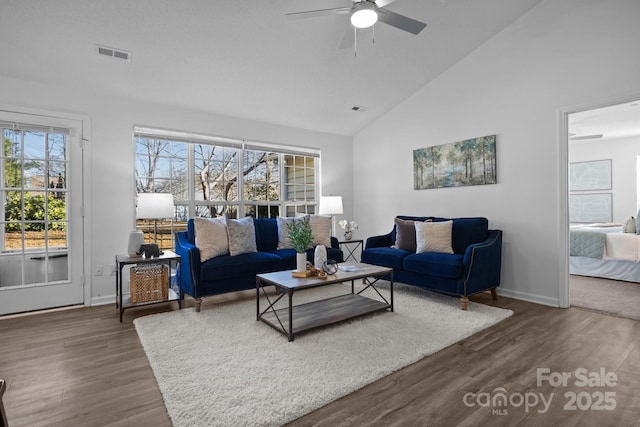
[0,111,85,315]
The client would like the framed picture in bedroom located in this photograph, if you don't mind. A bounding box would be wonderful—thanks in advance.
[569,159,612,191]
[569,193,612,223]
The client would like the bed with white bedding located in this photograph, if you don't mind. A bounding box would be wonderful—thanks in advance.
[569,223,640,282]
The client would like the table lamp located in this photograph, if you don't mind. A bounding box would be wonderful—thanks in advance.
[136,193,174,244]
[319,195,343,236]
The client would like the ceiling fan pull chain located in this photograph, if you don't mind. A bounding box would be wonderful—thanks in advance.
[354,27,358,57]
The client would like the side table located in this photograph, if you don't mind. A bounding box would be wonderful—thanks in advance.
[115,250,182,322]
[339,239,364,263]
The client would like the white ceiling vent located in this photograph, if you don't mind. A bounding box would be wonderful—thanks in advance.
[96,44,131,61]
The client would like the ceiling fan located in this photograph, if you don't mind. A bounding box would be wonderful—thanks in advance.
[286,0,427,49]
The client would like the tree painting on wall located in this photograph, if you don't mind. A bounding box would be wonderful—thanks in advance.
[413,135,497,190]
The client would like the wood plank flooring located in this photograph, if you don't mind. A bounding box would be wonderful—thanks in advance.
[1,291,639,426]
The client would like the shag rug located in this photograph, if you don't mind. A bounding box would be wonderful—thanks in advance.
[134,283,512,427]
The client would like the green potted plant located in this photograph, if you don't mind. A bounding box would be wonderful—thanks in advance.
[287,218,313,272]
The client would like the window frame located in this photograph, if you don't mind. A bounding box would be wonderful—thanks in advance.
[133,127,320,246]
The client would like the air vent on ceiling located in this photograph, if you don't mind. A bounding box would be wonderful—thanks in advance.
[351,105,368,112]
[96,44,131,61]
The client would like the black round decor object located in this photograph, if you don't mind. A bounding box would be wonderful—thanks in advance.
[322,259,338,275]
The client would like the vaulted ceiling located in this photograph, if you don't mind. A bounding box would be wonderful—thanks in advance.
[1,0,546,135]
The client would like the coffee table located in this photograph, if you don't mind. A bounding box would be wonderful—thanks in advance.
[256,263,393,341]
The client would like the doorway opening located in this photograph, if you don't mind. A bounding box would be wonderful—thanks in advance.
[566,98,640,319]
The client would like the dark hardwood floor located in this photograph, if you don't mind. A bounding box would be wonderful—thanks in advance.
[1,290,639,427]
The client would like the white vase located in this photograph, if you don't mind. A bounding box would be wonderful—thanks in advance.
[296,252,307,273]
[314,245,327,270]
[128,230,144,256]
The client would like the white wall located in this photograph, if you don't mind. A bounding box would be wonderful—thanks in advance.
[353,0,640,306]
[569,136,640,223]
[0,75,353,304]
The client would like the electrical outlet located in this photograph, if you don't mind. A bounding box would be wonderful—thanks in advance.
[95,265,103,276]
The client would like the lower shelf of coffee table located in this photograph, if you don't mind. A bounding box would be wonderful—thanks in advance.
[259,293,391,339]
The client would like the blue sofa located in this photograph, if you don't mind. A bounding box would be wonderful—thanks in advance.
[175,217,344,311]
[361,216,502,309]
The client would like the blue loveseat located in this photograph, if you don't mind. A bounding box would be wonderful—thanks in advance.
[361,216,502,309]
[175,217,344,312]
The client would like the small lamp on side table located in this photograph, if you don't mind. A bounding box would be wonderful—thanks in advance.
[319,195,343,237]
[136,193,175,247]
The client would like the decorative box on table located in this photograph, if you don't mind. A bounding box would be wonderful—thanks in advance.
[130,264,169,303]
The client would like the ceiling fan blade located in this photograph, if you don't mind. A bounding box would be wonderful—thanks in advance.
[374,0,399,8]
[286,7,351,20]
[377,8,427,34]
[339,24,355,49]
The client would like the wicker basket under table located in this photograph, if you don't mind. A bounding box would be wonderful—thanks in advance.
[130,264,169,303]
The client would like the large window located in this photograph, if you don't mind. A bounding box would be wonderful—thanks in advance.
[134,127,320,249]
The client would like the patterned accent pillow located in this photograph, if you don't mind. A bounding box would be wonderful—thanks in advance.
[415,220,454,254]
[194,217,229,261]
[277,216,314,249]
[226,217,258,256]
[308,215,332,247]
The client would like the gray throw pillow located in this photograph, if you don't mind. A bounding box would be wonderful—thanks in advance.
[394,218,417,252]
[226,216,257,256]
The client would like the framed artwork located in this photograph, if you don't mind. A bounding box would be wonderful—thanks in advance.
[413,135,496,190]
[569,159,612,191]
[569,193,612,223]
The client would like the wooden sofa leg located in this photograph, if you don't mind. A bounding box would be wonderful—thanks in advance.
[490,288,498,300]
[195,298,202,313]
[460,296,468,310]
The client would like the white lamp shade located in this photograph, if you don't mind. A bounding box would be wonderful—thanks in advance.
[319,196,343,215]
[136,193,175,219]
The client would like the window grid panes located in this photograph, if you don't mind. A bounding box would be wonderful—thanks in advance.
[1,127,69,285]
[134,131,319,249]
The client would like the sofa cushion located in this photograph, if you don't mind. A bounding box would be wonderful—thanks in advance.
[194,217,229,261]
[403,252,464,279]
[254,218,279,252]
[201,251,282,281]
[451,217,489,254]
[415,220,453,254]
[394,218,418,252]
[360,247,411,270]
[226,216,258,256]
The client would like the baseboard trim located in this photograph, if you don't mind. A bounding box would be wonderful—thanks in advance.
[91,295,115,306]
[498,288,559,308]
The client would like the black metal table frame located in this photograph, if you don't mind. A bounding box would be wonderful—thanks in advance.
[256,269,393,342]
[115,252,183,322]
[339,239,364,263]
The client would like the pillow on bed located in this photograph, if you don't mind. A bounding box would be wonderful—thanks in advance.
[635,212,640,235]
[623,216,636,233]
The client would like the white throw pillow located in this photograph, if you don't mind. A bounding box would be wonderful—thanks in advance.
[194,217,229,262]
[623,216,636,233]
[415,220,454,254]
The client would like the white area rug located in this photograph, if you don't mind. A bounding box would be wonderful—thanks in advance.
[134,283,512,427]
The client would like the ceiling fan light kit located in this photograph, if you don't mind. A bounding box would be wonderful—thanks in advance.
[351,2,378,28]
[286,0,427,50]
